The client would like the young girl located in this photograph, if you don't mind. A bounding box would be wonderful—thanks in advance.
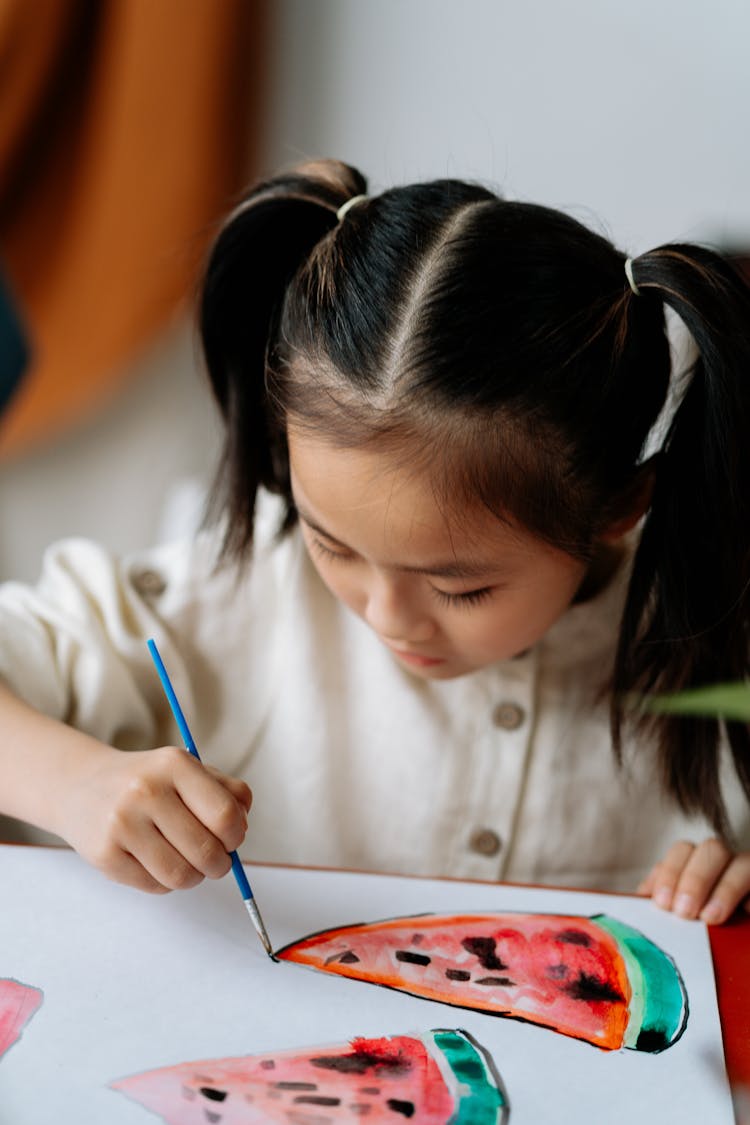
[1,160,749,926]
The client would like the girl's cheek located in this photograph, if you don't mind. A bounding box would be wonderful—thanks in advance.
[319,567,363,615]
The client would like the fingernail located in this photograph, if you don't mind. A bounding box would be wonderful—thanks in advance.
[654,886,673,909]
[674,893,696,918]
[700,900,724,925]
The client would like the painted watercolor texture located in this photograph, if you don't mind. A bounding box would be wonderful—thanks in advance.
[0,978,43,1060]
[1,850,732,1124]
[112,1028,509,1124]
[276,912,688,1052]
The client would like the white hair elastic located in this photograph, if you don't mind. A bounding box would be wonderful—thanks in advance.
[336,194,368,222]
[624,258,641,296]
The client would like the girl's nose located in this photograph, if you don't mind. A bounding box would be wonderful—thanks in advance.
[363,574,434,644]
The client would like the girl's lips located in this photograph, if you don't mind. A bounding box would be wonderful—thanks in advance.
[389,647,446,668]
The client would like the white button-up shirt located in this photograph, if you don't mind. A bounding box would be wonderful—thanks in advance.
[0,494,746,890]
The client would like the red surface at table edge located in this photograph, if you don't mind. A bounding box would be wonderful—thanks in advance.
[4,844,749,1083]
[710,914,750,1087]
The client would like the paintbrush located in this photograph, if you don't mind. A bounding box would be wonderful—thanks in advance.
[147,638,274,958]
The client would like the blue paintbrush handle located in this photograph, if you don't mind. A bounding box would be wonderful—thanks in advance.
[146,638,255,903]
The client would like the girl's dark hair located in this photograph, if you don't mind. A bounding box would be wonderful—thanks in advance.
[200,158,750,836]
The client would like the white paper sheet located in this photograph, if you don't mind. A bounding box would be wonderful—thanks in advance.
[0,845,733,1124]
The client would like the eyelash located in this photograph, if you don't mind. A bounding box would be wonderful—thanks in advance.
[430,585,494,608]
[310,537,350,563]
[311,535,495,609]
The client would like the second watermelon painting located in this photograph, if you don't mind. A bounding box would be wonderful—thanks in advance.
[112,1028,509,1124]
[275,912,688,1053]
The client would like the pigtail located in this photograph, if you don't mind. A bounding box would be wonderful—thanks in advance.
[199,160,367,557]
[614,246,750,835]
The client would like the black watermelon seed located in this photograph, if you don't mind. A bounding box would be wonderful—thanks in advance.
[475,976,515,986]
[564,971,625,1003]
[276,1082,318,1090]
[293,1095,341,1105]
[199,1088,227,1102]
[557,929,592,947]
[387,1099,416,1117]
[445,969,471,981]
[394,950,431,966]
[461,936,508,971]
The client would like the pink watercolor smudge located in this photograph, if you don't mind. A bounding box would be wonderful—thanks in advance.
[0,979,43,1059]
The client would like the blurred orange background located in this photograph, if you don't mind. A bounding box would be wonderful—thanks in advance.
[0,0,268,458]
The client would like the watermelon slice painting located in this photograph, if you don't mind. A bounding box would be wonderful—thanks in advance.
[0,978,43,1060]
[112,1028,509,1123]
[276,912,688,1053]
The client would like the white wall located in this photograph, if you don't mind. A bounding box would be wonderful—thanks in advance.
[266,0,750,252]
[2,0,748,580]
[0,320,222,580]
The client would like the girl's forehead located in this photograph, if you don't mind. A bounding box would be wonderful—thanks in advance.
[287,427,546,566]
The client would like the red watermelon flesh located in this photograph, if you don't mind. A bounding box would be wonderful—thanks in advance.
[0,978,43,1059]
[276,913,633,1050]
[112,1029,508,1124]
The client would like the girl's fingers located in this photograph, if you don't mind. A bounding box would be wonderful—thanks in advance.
[669,837,733,919]
[204,765,253,813]
[173,760,249,857]
[640,840,696,911]
[64,746,251,892]
[95,840,176,894]
[639,839,749,924]
[637,869,657,895]
[699,853,750,925]
[104,755,242,886]
[126,819,210,891]
[143,788,235,883]
[114,858,171,894]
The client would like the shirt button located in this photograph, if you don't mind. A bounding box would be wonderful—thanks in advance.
[469,828,503,856]
[131,567,167,597]
[492,701,525,730]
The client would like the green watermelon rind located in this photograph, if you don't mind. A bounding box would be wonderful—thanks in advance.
[593,914,689,1052]
[429,1029,509,1124]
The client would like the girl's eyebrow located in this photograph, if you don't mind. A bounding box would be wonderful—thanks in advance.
[296,509,500,580]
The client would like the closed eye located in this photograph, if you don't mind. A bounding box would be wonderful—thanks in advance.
[309,535,353,563]
[430,585,495,608]
[307,526,498,604]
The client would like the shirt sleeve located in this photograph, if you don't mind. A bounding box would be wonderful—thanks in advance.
[0,535,209,750]
[0,491,290,767]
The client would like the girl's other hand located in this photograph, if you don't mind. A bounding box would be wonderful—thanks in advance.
[57,746,252,894]
[638,839,750,924]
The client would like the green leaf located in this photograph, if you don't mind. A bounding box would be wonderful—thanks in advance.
[642,682,750,721]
